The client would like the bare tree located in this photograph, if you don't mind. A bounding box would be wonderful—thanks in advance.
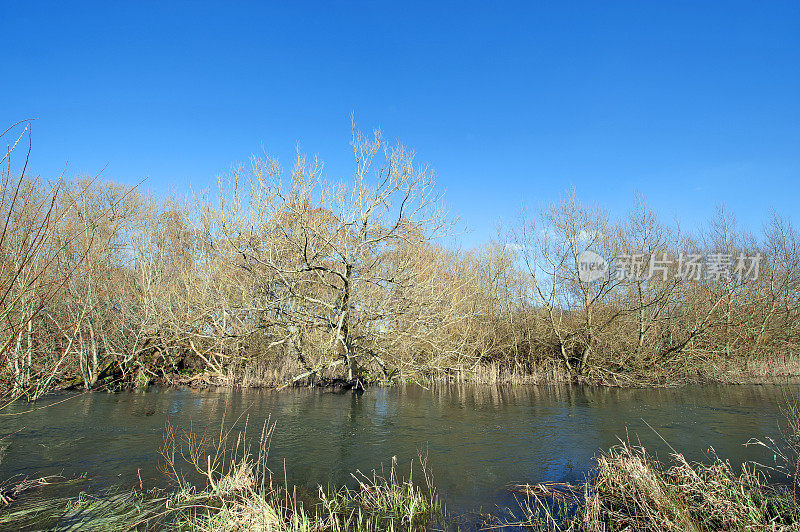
[514,190,618,379]
[214,127,450,387]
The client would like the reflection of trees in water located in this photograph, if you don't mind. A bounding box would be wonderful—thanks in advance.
[1,384,797,513]
[422,381,597,408]
[420,381,797,414]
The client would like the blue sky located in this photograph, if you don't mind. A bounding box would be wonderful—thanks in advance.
[2,1,799,247]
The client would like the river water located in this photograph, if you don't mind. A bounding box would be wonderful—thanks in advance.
[0,383,796,518]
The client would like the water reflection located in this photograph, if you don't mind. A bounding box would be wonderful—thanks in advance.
[0,383,796,514]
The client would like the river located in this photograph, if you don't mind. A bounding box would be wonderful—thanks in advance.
[0,383,796,519]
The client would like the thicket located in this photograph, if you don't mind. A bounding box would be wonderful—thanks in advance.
[2,120,799,398]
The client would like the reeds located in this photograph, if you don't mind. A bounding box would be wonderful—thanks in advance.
[180,457,440,531]
[511,442,800,531]
[4,437,800,530]
[153,413,441,531]
[0,420,440,531]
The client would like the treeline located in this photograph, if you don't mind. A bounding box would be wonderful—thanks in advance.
[2,121,799,397]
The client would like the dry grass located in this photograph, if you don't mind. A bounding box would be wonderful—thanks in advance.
[187,457,439,531]
[170,454,440,532]
[156,413,441,531]
[511,442,800,531]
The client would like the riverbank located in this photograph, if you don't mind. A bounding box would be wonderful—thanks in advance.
[508,441,800,530]
[2,438,798,530]
[1,456,442,531]
[47,352,800,397]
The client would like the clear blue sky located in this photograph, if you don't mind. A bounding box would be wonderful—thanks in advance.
[2,1,798,247]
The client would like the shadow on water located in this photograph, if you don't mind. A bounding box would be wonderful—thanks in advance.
[0,383,797,517]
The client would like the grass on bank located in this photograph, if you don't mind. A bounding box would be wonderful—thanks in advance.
[174,462,440,531]
[0,411,441,531]
[507,442,800,531]
[159,415,441,530]
[8,439,799,531]
[0,457,440,531]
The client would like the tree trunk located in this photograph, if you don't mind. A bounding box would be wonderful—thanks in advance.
[339,264,359,383]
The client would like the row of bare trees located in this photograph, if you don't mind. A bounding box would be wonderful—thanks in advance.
[500,192,800,385]
[2,122,799,396]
